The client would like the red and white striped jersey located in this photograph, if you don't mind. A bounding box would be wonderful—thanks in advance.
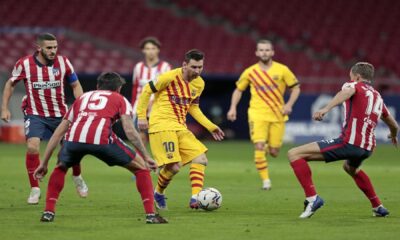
[340,81,390,150]
[10,53,79,118]
[64,90,133,145]
[131,61,171,112]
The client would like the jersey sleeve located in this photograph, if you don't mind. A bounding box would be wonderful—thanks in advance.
[131,64,139,104]
[236,69,250,91]
[10,59,26,85]
[341,82,357,90]
[282,66,299,88]
[162,62,172,73]
[64,102,75,122]
[64,57,78,84]
[119,96,134,117]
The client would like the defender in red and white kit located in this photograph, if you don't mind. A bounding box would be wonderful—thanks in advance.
[131,37,171,143]
[34,72,167,224]
[1,33,88,204]
[287,62,399,218]
[131,37,171,113]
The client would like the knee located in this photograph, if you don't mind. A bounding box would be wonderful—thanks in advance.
[254,143,265,151]
[166,162,181,173]
[287,148,298,162]
[343,162,356,176]
[269,148,280,158]
[192,154,208,166]
[26,142,40,154]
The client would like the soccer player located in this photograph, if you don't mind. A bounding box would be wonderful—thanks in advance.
[132,37,171,142]
[136,49,225,209]
[287,62,399,218]
[227,39,300,190]
[34,72,167,224]
[0,33,88,204]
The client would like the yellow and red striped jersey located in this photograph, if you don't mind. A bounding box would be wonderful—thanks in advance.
[137,68,217,133]
[236,61,299,122]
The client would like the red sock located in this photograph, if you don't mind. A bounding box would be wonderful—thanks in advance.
[45,166,67,213]
[26,153,40,188]
[290,159,317,197]
[135,169,155,214]
[353,170,381,208]
[71,164,81,176]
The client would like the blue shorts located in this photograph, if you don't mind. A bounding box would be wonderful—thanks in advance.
[58,139,137,168]
[24,115,62,140]
[317,138,372,168]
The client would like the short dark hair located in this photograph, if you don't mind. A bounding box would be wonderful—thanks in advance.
[97,72,126,91]
[36,33,57,43]
[184,49,204,62]
[351,62,374,82]
[256,39,273,50]
[139,37,161,49]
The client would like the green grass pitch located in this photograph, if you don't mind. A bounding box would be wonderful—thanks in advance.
[0,141,399,240]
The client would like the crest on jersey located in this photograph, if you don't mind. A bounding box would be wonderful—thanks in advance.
[52,68,60,76]
[191,90,196,97]
[272,75,279,81]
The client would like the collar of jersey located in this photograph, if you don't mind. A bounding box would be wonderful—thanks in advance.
[33,52,55,67]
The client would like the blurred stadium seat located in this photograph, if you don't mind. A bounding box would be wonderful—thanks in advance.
[1,0,399,93]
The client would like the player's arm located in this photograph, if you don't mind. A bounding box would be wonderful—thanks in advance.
[227,88,243,121]
[65,58,83,98]
[34,119,70,180]
[380,105,399,147]
[188,104,225,141]
[313,87,355,121]
[136,76,171,130]
[282,85,300,115]
[120,114,157,170]
[70,80,83,98]
[1,79,16,122]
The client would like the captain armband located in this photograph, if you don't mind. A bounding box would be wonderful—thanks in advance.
[149,81,158,93]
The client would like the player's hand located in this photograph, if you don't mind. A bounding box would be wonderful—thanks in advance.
[145,157,158,171]
[211,127,225,141]
[1,108,11,123]
[388,134,398,148]
[281,104,293,115]
[227,108,237,121]
[137,119,149,130]
[313,108,328,121]
[33,164,48,181]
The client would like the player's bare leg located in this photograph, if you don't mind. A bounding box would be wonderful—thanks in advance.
[189,153,208,209]
[154,162,180,210]
[26,137,41,204]
[124,155,168,224]
[343,161,389,217]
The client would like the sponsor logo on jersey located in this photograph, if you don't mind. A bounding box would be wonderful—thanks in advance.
[32,81,61,89]
[170,95,191,105]
[255,84,278,92]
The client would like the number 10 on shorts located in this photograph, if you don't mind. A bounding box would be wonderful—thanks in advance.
[163,142,175,152]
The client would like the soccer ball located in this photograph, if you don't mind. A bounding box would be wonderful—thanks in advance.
[196,187,222,211]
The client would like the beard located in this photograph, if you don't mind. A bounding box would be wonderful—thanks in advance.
[41,49,55,64]
[259,56,271,64]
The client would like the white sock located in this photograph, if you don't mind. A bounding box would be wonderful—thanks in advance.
[306,195,317,202]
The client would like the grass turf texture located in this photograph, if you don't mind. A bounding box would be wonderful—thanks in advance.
[0,141,399,240]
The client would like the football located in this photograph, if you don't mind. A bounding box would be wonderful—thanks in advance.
[196,187,222,211]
